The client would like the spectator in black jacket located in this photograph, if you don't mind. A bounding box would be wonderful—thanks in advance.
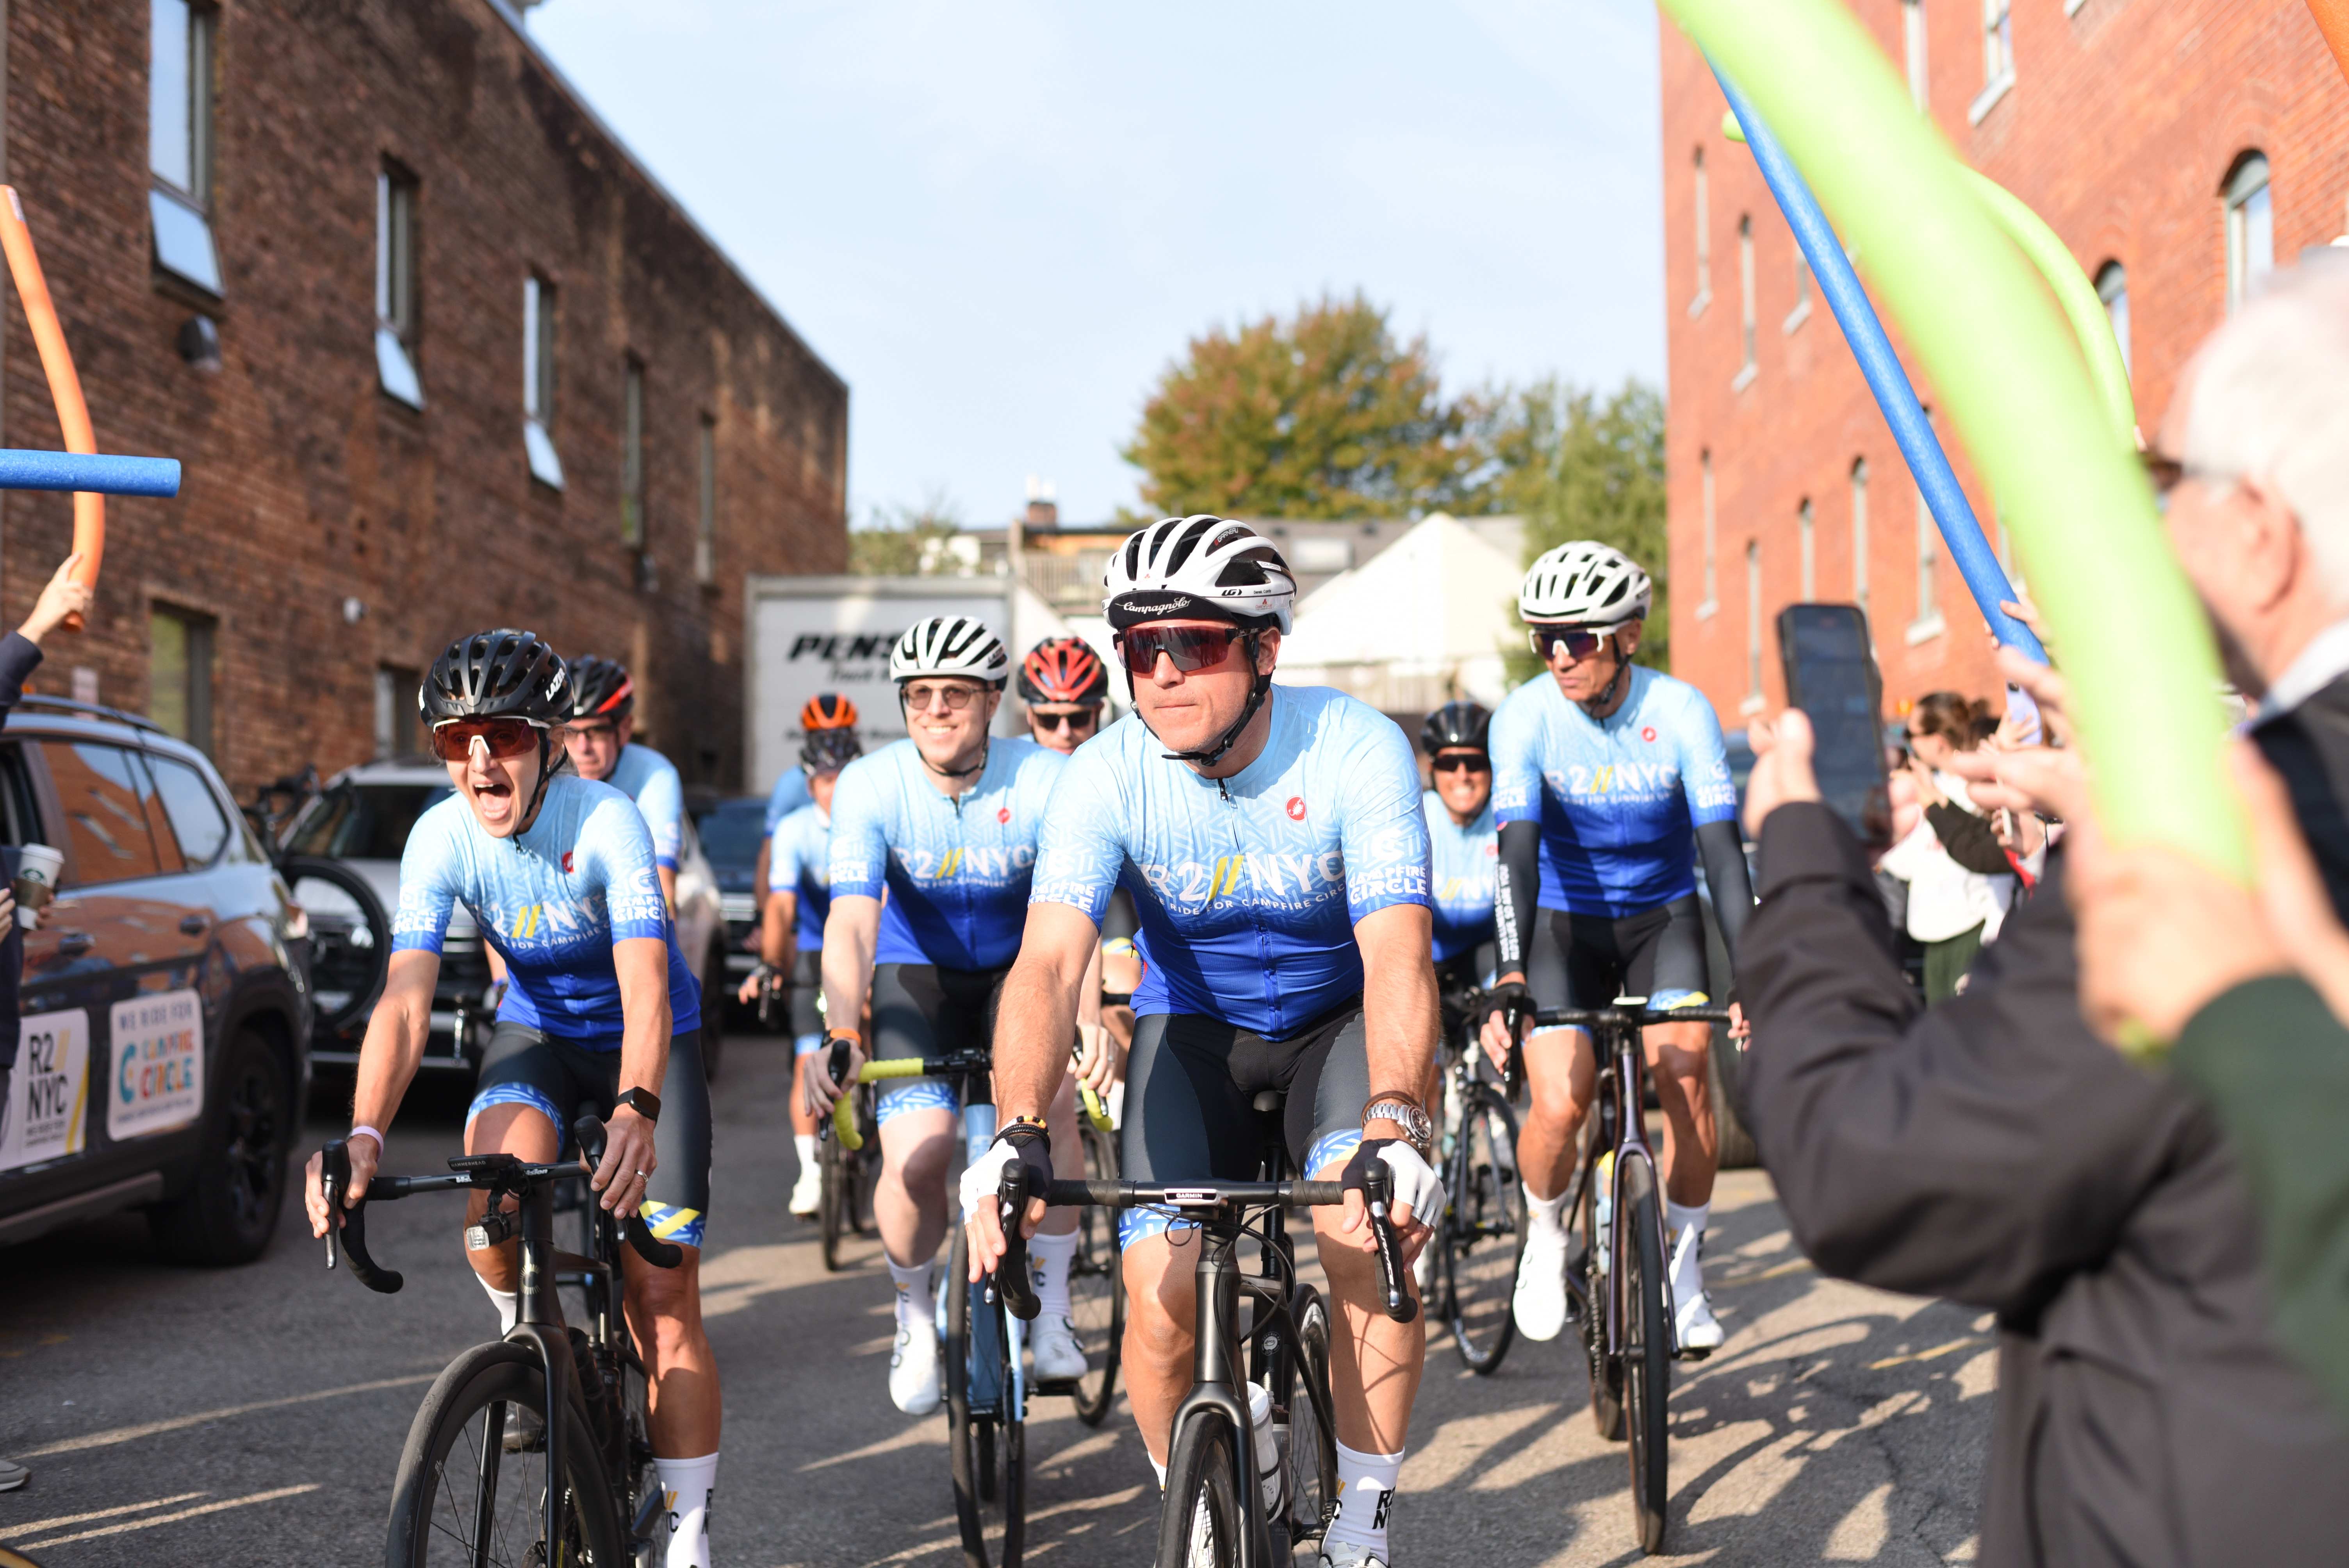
[1733,267,2349,1565]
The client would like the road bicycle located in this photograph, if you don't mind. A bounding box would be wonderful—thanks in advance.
[1530,1000,1733,1557]
[826,1043,1123,1566]
[319,1115,681,1567]
[813,1041,879,1273]
[993,1091,1415,1568]
[1428,994,1526,1374]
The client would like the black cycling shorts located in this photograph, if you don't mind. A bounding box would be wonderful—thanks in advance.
[788,947,825,1043]
[1118,997,1372,1250]
[1525,895,1710,1017]
[869,961,1009,1126]
[468,1022,713,1248]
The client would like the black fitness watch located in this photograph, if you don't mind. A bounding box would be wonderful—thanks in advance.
[618,1086,662,1124]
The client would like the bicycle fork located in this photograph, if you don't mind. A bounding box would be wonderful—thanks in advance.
[502,1181,580,1557]
[1602,1031,1675,1364]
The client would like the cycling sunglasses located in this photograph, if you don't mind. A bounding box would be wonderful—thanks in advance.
[430,717,544,762]
[902,681,986,712]
[1032,706,1101,734]
[1527,625,1615,662]
[1114,624,1249,676]
[1430,751,1489,774]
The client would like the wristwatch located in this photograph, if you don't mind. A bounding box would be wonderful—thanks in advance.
[617,1086,662,1124]
[1362,1098,1433,1155]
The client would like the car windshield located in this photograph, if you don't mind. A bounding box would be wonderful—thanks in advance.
[288,782,452,860]
[694,800,769,870]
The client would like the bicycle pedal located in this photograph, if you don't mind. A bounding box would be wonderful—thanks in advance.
[1673,1344,1716,1363]
[1030,1376,1081,1394]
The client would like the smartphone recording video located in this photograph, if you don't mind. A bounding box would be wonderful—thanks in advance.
[1777,603,1893,849]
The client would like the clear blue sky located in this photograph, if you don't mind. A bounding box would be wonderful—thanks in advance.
[526,0,1666,528]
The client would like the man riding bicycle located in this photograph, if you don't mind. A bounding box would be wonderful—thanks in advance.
[803,617,1109,1415]
[756,693,857,901]
[1018,633,1112,752]
[966,515,1446,1568]
[740,724,862,1217]
[565,655,688,914]
[1481,542,1753,1356]
[302,630,722,1568]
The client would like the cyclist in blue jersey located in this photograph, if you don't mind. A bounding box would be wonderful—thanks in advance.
[964,517,1445,1568]
[302,631,723,1568]
[740,725,862,1217]
[564,656,688,913]
[1479,542,1754,1359]
[1420,701,1499,1042]
[753,694,857,903]
[803,617,1103,1416]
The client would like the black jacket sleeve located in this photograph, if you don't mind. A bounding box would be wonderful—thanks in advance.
[1493,818,1540,974]
[1739,801,2200,1317]
[0,631,41,716]
[1923,800,2012,876]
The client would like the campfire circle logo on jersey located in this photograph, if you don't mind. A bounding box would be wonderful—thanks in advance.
[1285,796,1306,821]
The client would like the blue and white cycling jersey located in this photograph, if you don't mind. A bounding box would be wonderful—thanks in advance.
[766,802,831,951]
[392,774,702,1042]
[605,743,685,871]
[828,736,1065,969]
[1425,790,1498,962]
[764,767,813,834]
[1488,665,1738,917]
[1031,686,1432,1038]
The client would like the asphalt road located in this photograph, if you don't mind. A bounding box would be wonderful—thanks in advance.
[0,1030,1988,1566]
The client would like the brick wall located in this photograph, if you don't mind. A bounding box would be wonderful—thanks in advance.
[0,0,847,794]
[1662,0,2349,725]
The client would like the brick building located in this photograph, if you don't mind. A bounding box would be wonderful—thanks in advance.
[0,0,847,794]
[1662,0,2349,724]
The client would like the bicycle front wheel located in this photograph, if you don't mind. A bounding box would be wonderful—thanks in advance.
[384,1340,624,1568]
[1155,1410,1245,1568]
[819,1133,848,1272]
[1446,1088,1526,1375]
[945,1230,1025,1568]
[1618,1156,1672,1554]
[1286,1288,1340,1553]
[1067,1120,1125,1426]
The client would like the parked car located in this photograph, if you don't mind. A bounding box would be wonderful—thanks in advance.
[0,699,313,1263]
[284,757,732,1078]
[694,795,770,1027]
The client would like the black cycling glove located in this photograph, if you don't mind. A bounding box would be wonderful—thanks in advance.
[1483,978,1533,1039]
[993,1121,1055,1204]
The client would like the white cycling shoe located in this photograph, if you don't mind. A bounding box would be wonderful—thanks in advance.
[1319,1542,1389,1567]
[788,1165,823,1218]
[1670,1227,1724,1356]
[890,1319,942,1415]
[1030,1315,1089,1382]
[1512,1223,1570,1342]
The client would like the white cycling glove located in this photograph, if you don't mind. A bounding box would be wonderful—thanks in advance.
[958,1140,1018,1221]
[1343,1137,1445,1228]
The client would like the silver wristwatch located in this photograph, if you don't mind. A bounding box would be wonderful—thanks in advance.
[1362,1098,1434,1155]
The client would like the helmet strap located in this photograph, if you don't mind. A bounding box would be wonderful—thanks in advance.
[1156,631,1272,771]
[1578,635,1632,718]
[517,732,558,835]
[904,686,992,788]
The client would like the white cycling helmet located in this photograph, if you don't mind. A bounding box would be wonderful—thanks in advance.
[1103,515,1297,634]
[888,615,1009,686]
[1518,541,1653,627]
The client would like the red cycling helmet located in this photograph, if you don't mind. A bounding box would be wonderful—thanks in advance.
[1018,636,1109,706]
[800,693,859,731]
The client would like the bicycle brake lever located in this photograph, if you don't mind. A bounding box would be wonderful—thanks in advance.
[321,1139,404,1294]
[995,1165,1041,1321]
[1361,1162,1419,1325]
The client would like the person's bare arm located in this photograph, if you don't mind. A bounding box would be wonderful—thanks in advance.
[594,936,674,1214]
[304,948,438,1234]
[656,865,679,916]
[1343,902,1441,1241]
[810,894,882,1110]
[968,902,1100,1272]
[761,890,797,969]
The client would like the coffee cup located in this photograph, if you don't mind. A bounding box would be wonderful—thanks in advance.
[14,843,62,929]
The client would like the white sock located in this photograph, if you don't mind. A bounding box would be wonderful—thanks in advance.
[1028,1229,1078,1323]
[887,1254,934,1328]
[654,1450,718,1568]
[1324,1441,1404,1557]
[1525,1183,1570,1239]
[477,1277,519,1336]
[1666,1200,1710,1293]
[793,1132,817,1176]
[1150,1453,1167,1489]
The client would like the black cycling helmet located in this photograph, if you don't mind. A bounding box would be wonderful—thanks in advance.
[800,727,863,777]
[566,655,634,722]
[1419,700,1492,758]
[421,629,569,726]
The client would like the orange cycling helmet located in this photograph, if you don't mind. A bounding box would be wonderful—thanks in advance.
[1018,636,1109,706]
[800,693,859,731]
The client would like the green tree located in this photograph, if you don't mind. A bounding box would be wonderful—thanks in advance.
[1498,378,1670,684]
[1121,293,1479,520]
[849,495,963,576]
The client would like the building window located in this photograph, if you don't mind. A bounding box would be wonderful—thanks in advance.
[1970,0,2014,122]
[2226,154,2273,313]
[2095,261,2130,378]
[150,605,215,757]
[523,276,564,488]
[1851,458,1871,614]
[1910,487,1943,642]
[1786,242,1812,334]
[375,168,422,409]
[1903,0,1929,110]
[1698,449,1718,617]
[622,357,646,546]
[1735,216,1757,388]
[1690,148,1711,317]
[695,415,718,586]
[1745,540,1764,707]
[373,666,419,759]
[1799,499,1816,599]
[148,0,220,294]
